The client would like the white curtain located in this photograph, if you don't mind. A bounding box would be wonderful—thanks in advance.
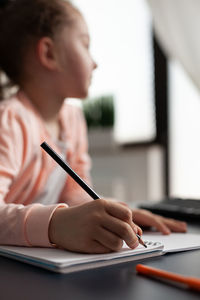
[147,0,200,91]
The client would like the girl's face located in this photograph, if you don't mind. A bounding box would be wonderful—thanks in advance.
[55,12,97,99]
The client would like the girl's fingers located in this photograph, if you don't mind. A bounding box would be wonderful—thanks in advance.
[96,227,123,252]
[103,214,139,249]
[151,219,171,235]
[132,209,187,234]
[129,221,143,236]
[103,200,143,240]
[135,225,143,236]
[161,218,187,232]
[140,212,171,234]
[89,240,112,254]
[146,215,187,234]
[105,200,133,224]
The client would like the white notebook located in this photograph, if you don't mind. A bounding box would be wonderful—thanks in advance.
[0,233,199,274]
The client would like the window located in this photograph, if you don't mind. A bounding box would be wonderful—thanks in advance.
[73,0,156,144]
[169,61,200,198]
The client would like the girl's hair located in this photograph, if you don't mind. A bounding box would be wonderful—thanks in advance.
[0,0,79,99]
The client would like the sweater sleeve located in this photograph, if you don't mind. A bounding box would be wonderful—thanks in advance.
[0,203,67,246]
[0,102,68,247]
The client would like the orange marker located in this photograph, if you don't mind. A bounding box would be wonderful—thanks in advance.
[136,264,200,292]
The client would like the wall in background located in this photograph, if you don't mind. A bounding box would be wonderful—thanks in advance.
[89,144,164,204]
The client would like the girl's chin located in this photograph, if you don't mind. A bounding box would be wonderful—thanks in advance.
[63,86,89,99]
[74,90,89,99]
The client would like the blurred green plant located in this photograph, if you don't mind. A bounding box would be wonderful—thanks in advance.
[83,95,114,129]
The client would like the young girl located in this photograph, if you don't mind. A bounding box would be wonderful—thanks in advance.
[0,0,186,254]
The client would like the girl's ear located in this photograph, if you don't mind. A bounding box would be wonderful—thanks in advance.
[36,37,58,71]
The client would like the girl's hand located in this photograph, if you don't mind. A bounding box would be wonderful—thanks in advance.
[49,199,142,253]
[132,209,187,235]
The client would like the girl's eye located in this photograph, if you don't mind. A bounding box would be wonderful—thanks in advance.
[84,43,89,49]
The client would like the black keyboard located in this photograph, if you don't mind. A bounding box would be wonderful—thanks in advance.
[139,198,200,221]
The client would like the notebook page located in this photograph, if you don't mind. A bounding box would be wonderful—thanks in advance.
[143,233,200,253]
[0,241,163,268]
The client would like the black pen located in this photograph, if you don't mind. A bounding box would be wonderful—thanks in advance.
[40,141,147,248]
[136,234,147,248]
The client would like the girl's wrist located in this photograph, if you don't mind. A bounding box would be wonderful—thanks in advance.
[48,206,66,245]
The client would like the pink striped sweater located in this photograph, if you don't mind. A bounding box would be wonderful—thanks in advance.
[0,91,92,247]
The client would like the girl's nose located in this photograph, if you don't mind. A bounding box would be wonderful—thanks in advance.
[93,60,98,70]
